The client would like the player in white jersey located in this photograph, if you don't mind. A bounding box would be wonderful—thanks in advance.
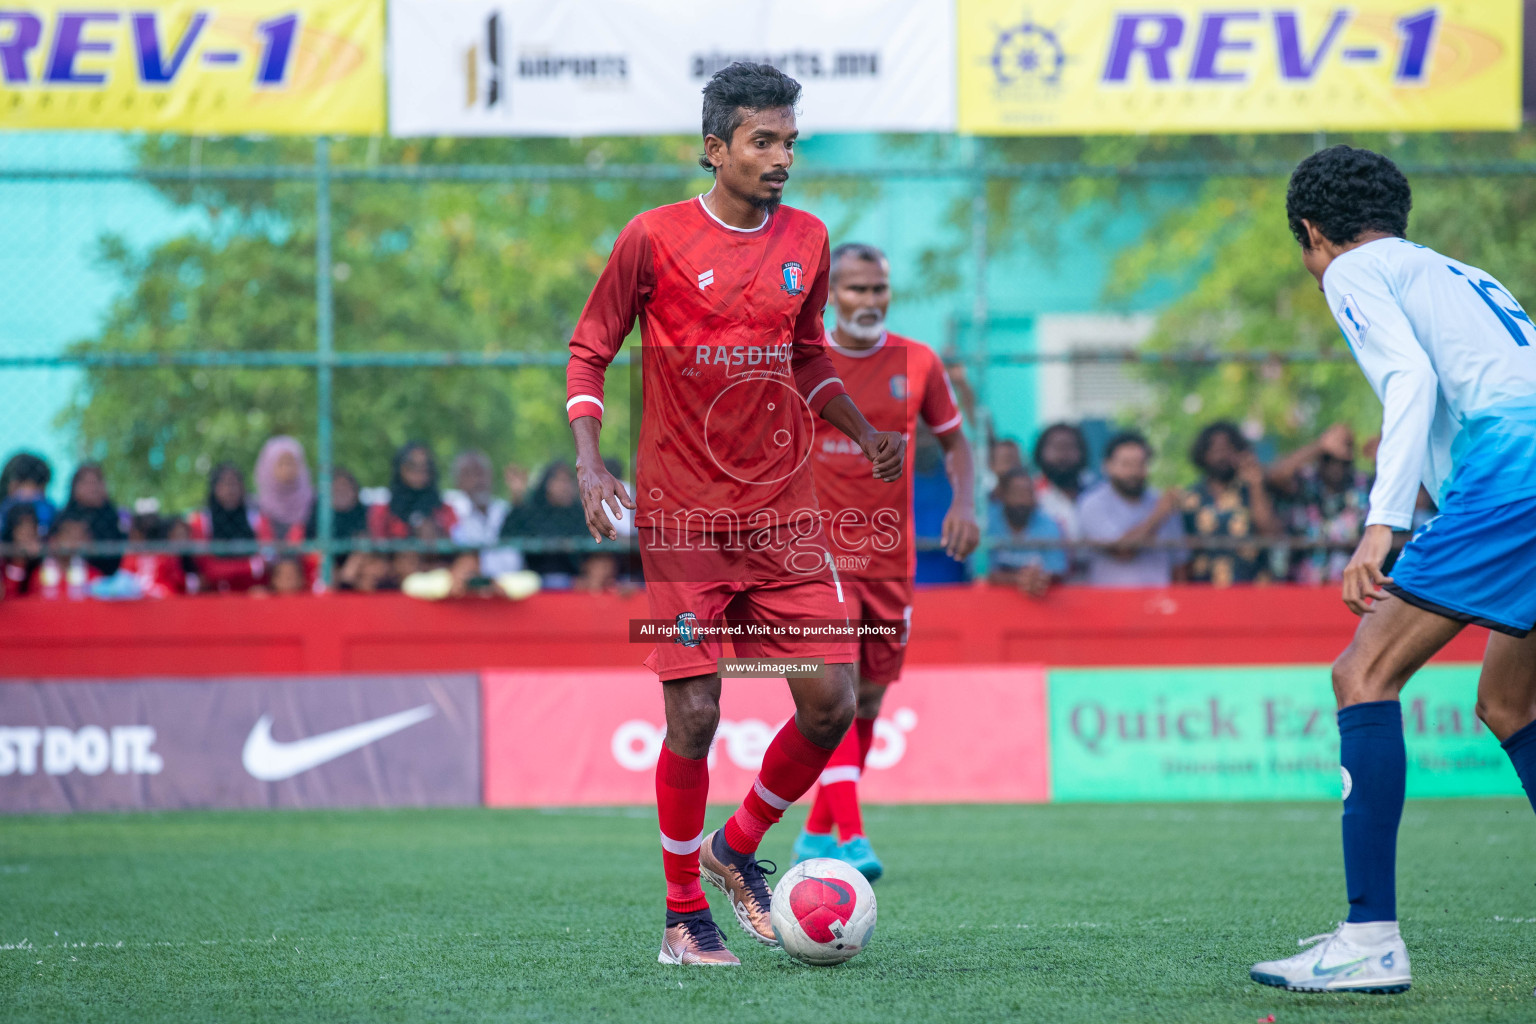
[1248,146,1536,994]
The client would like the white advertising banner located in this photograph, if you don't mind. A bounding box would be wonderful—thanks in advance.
[387,0,956,136]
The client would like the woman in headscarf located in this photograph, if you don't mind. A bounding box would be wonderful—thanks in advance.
[368,442,457,540]
[309,466,370,568]
[59,462,126,575]
[500,460,589,581]
[186,462,264,593]
[253,436,317,586]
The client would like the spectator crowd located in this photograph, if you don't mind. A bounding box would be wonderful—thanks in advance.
[981,419,1422,595]
[2,416,1414,601]
[1,439,630,601]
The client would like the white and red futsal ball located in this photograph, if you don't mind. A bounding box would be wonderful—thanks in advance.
[770,857,877,966]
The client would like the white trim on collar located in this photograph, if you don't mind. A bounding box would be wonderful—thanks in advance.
[825,329,888,358]
[696,193,769,233]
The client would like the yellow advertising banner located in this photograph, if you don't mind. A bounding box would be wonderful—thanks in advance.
[0,1,383,134]
[958,1,1521,135]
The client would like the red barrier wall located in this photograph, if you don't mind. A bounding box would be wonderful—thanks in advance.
[0,585,1488,678]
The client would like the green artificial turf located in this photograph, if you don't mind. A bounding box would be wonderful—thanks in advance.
[2,801,1533,1023]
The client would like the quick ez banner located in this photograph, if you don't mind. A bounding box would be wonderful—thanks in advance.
[957,0,1522,134]
[1050,665,1523,802]
[0,0,385,133]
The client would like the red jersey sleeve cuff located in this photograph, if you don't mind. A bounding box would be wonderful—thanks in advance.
[930,411,964,435]
[804,377,846,415]
[566,394,605,423]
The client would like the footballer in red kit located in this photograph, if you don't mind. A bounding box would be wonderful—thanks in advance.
[793,242,980,882]
[564,63,905,966]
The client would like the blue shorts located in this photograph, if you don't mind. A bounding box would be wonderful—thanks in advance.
[1387,496,1536,638]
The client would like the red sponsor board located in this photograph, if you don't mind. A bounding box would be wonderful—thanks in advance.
[481,665,1049,806]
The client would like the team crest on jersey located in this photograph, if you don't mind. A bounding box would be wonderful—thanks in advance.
[674,611,703,648]
[889,374,908,399]
[781,261,804,296]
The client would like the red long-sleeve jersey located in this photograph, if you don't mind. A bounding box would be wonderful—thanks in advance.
[567,197,848,532]
[811,331,963,581]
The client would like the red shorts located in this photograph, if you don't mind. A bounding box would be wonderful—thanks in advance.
[842,579,913,685]
[640,525,856,682]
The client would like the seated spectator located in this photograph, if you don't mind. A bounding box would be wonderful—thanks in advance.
[187,463,265,593]
[0,451,56,536]
[255,435,318,585]
[985,437,1023,503]
[985,467,1067,597]
[165,515,198,592]
[370,442,457,539]
[1181,421,1280,586]
[336,549,391,593]
[1033,422,1091,544]
[503,462,531,506]
[310,467,369,565]
[1077,431,1188,587]
[444,450,509,543]
[264,557,309,596]
[121,512,186,598]
[60,462,126,576]
[1,503,43,598]
[444,450,525,576]
[37,514,100,599]
[501,460,588,585]
[1266,423,1373,584]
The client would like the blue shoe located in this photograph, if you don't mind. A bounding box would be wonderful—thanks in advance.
[791,829,839,866]
[838,836,884,883]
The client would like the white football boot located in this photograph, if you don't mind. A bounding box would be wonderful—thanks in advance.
[1250,921,1411,993]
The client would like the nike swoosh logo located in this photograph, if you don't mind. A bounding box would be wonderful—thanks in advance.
[242,704,436,781]
[1312,956,1369,977]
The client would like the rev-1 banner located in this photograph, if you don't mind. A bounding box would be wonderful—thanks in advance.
[387,0,956,136]
[0,675,479,812]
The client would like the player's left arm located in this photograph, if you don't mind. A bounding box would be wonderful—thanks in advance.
[923,357,979,559]
[790,235,904,481]
[1326,260,1437,614]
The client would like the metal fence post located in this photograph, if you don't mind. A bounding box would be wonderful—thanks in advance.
[967,139,991,570]
[315,136,335,587]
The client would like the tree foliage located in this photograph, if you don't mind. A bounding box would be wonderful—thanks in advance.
[64,135,706,509]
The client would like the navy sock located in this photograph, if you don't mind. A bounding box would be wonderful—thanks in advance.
[665,906,711,928]
[1339,700,1406,924]
[1500,718,1536,816]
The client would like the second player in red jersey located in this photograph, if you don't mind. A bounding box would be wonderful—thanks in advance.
[793,242,980,882]
[565,63,906,967]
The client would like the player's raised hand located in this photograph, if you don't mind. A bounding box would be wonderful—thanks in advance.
[1341,524,1394,615]
[940,505,980,560]
[575,458,635,543]
[861,430,905,482]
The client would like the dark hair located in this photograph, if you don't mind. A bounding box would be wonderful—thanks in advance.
[830,242,888,285]
[1032,422,1087,471]
[699,62,802,173]
[1,502,39,542]
[1286,145,1411,249]
[1,451,51,493]
[1189,421,1249,470]
[130,512,166,540]
[1104,430,1152,462]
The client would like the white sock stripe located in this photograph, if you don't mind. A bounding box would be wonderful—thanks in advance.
[752,777,792,811]
[819,765,860,785]
[658,829,705,855]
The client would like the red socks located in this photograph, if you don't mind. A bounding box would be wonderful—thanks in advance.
[723,718,836,855]
[805,716,875,840]
[656,744,710,914]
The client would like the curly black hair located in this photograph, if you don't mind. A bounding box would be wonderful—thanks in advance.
[1286,145,1411,249]
[699,62,801,173]
[1189,420,1249,471]
[1103,430,1152,462]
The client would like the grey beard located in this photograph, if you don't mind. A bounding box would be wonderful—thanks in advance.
[837,309,885,343]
